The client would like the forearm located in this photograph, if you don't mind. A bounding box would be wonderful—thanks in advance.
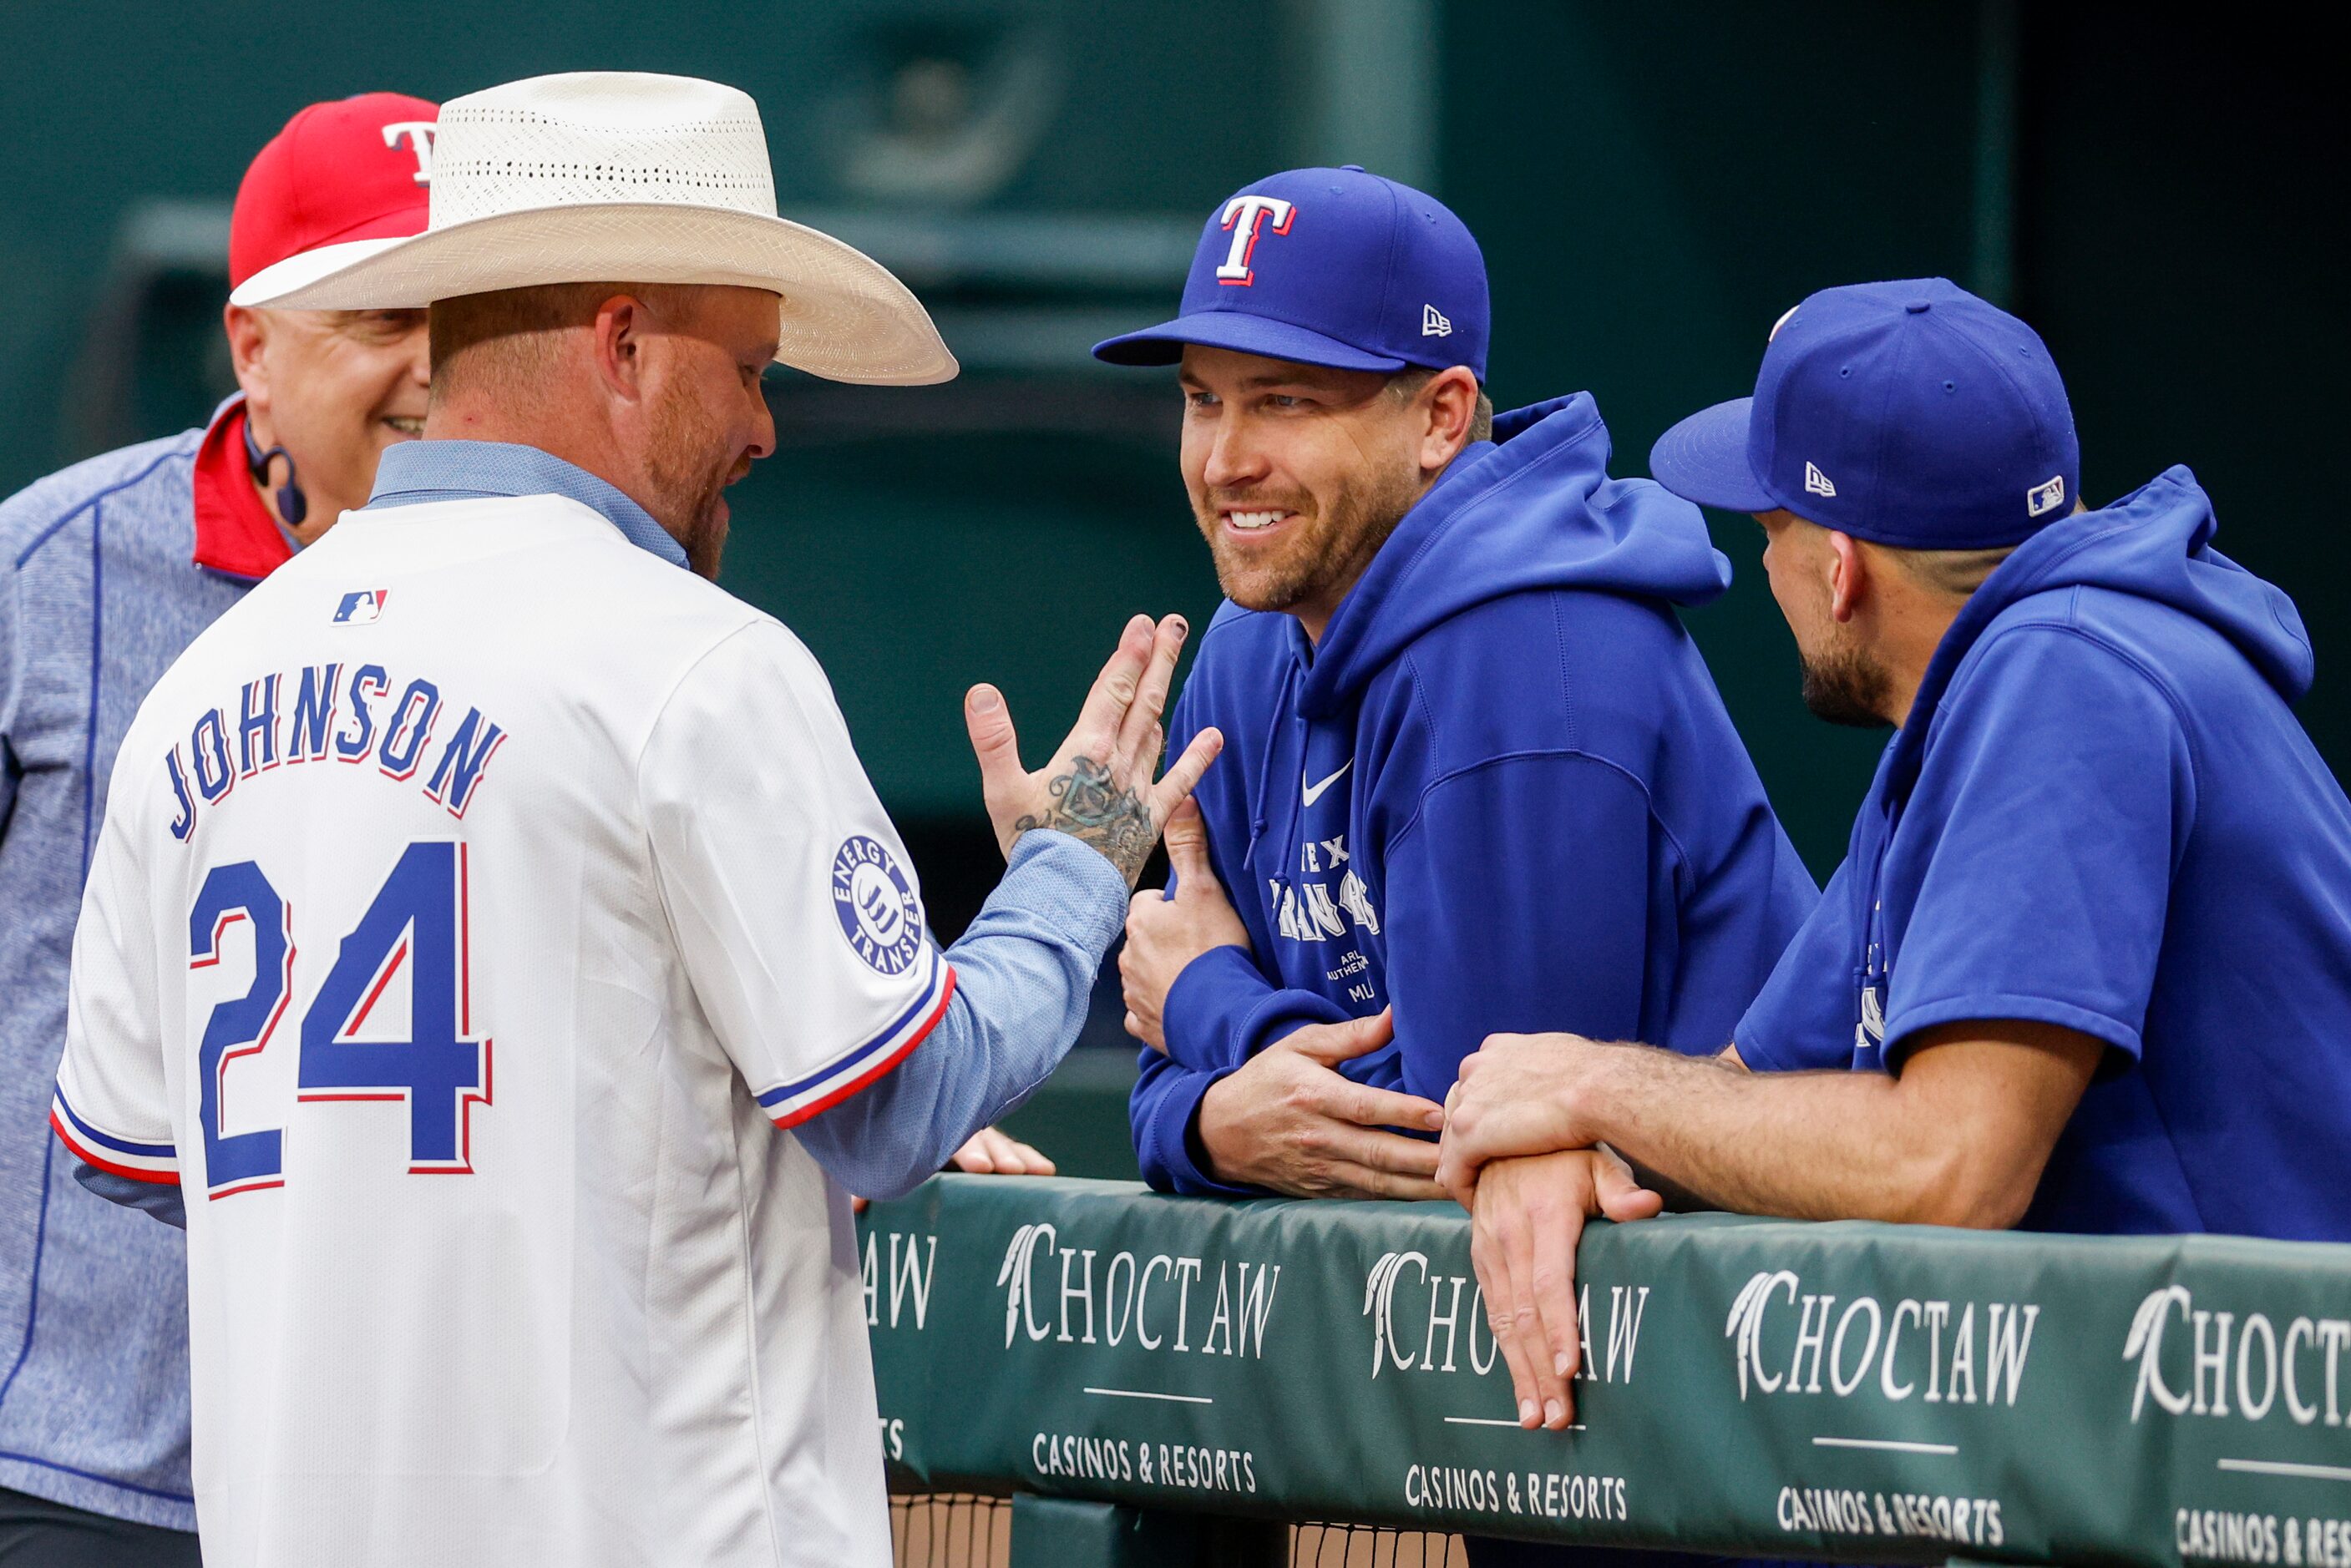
[1575,1046,1966,1224]
[795,832,1123,1199]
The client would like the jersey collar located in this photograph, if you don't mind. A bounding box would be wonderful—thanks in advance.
[190,394,299,582]
[363,439,691,569]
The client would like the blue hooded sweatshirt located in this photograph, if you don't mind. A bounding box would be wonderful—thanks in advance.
[1132,394,1819,1195]
[1735,467,2351,1241]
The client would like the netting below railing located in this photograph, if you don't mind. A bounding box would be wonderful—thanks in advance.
[890,1495,1011,1566]
[889,1495,1465,1567]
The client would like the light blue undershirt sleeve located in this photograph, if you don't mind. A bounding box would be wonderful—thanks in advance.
[793,828,1128,1200]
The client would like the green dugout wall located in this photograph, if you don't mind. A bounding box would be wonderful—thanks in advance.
[1,4,2339,889]
[866,1178,2351,1565]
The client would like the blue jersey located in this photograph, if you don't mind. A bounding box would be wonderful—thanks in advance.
[1737,467,2351,1241]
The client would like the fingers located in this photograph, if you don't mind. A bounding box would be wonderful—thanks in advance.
[1162,797,1216,893]
[1337,1080,1447,1136]
[964,685,1023,808]
[1069,614,1158,757]
[1320,1163,1450,1202]
[1497,1193,1573,1428]
[995,1131,1055,1176]
[1472,1219,1543,1427]
[1322,1122,1442,1181]
[1148,728,1224,825]
[1116,615,1188,775]
[1529,1196,1586,1427]
[1124,1010,1167,1052]
[952,1126,1056,1176]
[1282,1008,1395,1066]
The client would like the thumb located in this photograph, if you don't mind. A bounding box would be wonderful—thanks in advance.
[965,685,1022,793]
[1164,797,1215,890]
[1287,1007,1395,1066]
[1593,1149,1664,1223]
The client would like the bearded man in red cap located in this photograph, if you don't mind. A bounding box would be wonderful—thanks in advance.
[0,93,436,1562]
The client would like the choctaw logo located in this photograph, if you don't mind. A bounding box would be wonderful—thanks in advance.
[831,835,923,976]
[1725,1270,2039,1406]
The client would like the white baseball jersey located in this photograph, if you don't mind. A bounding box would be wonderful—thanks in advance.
[53,487,951,1566]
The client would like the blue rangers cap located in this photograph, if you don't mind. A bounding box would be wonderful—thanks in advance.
[1649,278,2080,549]
[1093,165,1489,382]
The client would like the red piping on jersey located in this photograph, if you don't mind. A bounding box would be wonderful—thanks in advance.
[770,964,958,1130]
[49,1110,180,1185]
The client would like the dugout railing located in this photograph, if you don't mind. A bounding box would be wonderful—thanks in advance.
[863,1176,2351,1567]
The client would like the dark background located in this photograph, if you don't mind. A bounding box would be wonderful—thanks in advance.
[3,3,2339,1173]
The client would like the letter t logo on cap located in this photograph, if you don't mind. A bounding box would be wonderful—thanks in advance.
[382,121,437,185]
[1216,195,1296,286]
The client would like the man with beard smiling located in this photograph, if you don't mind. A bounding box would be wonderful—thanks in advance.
[1437,279,2351,1438]
[1099,167,1817,1247]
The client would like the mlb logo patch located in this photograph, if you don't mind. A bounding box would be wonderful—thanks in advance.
[333,589,389,625]
[2027,475,2066,518]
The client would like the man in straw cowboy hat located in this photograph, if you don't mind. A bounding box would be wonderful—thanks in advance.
[51,72,1220,1567]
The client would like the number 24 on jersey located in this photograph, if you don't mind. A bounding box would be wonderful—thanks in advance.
[191,839,491,1199]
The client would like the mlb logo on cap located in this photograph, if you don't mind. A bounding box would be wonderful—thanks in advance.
[333,589,389,625]
[1649,277,2080,550]
[1093,166,1490,382]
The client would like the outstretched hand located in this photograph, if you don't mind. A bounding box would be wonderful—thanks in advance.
[965,614,1222,888]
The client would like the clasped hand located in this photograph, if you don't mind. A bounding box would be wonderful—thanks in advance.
[1439,1032,1661,1432]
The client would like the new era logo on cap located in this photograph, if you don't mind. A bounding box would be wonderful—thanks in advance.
[333,589,389,625]
[1421,304,1452,337]
[1647,279,2080,550]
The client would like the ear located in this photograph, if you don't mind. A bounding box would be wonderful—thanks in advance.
[223,305,271,410]
[1416,366,1482,472]
[1825,529,1867,623]
[590,293,656,405]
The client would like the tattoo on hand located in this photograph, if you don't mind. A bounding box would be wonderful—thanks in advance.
[1013,756,1155,885]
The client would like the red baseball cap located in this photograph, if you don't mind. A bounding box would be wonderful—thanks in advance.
[229,93,438,291]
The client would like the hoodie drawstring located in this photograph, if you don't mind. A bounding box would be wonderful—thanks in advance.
[1241,660,1297,873]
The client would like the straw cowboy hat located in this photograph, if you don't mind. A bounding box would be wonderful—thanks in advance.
[231,71,957,387]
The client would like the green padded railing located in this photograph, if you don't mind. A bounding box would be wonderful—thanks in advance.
[862,1176,2351,1565]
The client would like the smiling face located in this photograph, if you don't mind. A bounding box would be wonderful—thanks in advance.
[1177,346,1440,638]
[229,306,431,539]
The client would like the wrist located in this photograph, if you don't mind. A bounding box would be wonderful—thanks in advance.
[1192,1072,1244,1185]
[1560,1042,1648,1153]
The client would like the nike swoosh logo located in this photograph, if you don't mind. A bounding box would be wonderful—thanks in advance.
[1301,761,1353,807]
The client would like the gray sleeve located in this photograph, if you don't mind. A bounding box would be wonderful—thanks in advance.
[72,1161,188,1228]
[0,549,18,834]
[791,830,1127,1200]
